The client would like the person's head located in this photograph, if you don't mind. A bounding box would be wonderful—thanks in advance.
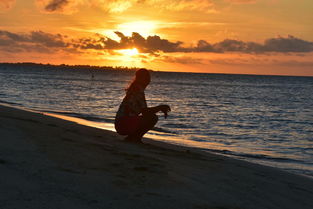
[135,68,151,88]
[126,68,150,92]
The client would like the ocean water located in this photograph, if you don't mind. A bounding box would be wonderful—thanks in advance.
[1,64,313,177]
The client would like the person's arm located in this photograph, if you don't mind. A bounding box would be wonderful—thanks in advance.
[142,105,171,118]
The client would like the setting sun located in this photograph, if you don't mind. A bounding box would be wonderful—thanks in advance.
[116,48,139,56]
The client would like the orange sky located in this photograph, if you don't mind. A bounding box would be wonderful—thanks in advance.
[0,0,313,76]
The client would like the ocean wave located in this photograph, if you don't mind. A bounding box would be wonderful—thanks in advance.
[152,126,178,134]
[0,100,22,106]
[163,123,197,129]
[204,148,305,164]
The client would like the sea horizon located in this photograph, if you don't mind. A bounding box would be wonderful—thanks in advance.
[1,62,312,78]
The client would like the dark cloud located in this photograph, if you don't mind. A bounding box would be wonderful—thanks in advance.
[0,30,29,42]
[72,32,183,53]
[0,30,67,53]
[72,34,121,50]
[208,39,265,53]
[1,30,313,55]
[44,0,69,12]
[263,36,313,53]
[194,40,215,52]
[0,38,14,46]
[189,36,313,53]
[0,30,67,47]
[30,31,67,47]
[36,0,80,14]
[146,35,182,52]
[131,32,146,48]
[214,39,247,52]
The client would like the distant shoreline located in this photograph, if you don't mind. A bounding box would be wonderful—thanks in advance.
[0,62,142,72]
[1,62,313,78]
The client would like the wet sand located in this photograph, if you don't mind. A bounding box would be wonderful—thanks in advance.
[1,103,313,209]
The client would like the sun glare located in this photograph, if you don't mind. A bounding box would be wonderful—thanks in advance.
[117,21,158,37]
[116,48,139,56]
[94,21,160,42]
[112,48,142,67]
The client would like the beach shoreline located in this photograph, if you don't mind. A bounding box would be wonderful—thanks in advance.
[1,103,313,209]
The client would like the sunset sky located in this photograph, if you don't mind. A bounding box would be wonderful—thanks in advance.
[0,0,312,76]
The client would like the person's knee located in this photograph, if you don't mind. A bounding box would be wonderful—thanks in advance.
[144,113,158,125]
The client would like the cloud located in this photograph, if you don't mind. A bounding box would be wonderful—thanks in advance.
[194,40,214,52]
[100,0,216,13]
[44,0,70,12]
[30,31,67,47]
[189,36,313,53]
[1,30,313,55]
[0,30,67,47]
[72,32,183,52]
[0,30,67,53]
[213,39,248,52]
[72,35,119,50]
[263,36,313,53]
[91,0,137,13]
[208,56,313,68]
[36,0,84,14]
[0,0,265,14]
[0,30,29,42]
[158,55,204,64]
[35,0,216,14]
[225,0,256,4]
[145,34,183,52]
[64,32,313,54]
[0,0,15,12]
[154,0,215,13]
[36,0,137,14]
[0,30,182,54]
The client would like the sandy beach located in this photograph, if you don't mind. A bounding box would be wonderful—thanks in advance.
[0,103,313,209]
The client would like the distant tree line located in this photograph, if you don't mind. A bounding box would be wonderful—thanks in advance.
[0,62,148,72]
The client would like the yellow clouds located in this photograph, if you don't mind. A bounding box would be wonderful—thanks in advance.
[89,0,137,13]
[225,0,256,3]
[149,0,215,12]
[35,0,139,14]
[1,0,258,14]
[116,21,158,37]
[35,0,216,14]
[0,0,15,12]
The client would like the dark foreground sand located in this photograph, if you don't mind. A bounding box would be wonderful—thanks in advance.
[1,104,313,209]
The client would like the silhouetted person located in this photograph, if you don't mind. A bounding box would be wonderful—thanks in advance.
[115,68,171,143]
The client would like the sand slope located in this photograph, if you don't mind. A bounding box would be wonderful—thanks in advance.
[0,104,313,209]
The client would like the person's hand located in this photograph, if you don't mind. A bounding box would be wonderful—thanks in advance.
[158,105,171,118]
